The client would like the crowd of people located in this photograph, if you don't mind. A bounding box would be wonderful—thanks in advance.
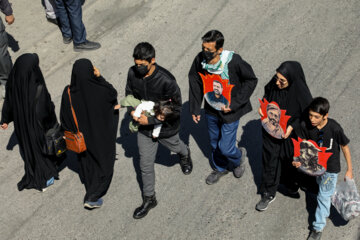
[0,2,355,240]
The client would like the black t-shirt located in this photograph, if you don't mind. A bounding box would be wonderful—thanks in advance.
[299,118,350,173]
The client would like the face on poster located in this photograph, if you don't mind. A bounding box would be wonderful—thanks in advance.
[259,98,290,139]
[292,138,333,176]
[199,73,234,111]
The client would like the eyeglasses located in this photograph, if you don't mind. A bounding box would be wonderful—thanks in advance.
[317,130,324,147]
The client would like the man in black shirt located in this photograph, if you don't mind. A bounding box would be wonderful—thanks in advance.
[189,30,258,184]
[292,97,353,240]
[125,42,192,219]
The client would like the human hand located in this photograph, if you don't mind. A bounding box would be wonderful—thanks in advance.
[138,114,148,125]
[114,104,121,110]
[221,106,232,113]
[258,107,264,117]
[344,170,353,181]
[283,125,293,139]
[5,15,14,25]
[93,66,100,77]
[192,114,200,124]
[292,161,301,168]
[1,123,8,130]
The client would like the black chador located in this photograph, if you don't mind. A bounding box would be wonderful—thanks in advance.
[260,61,315,197]
[60,59,119,203]
[1,53,60,191]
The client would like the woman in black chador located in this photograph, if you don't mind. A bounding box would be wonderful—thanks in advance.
[60,59,119,209]
[256,61,315,211]
[1,53,60,191]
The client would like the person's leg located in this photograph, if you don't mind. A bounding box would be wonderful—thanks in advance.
[137,132,158,197]
[217,119,242,168]
[259,130,282,197]
[158,133,193,174]
[0,18,12,99]
[312,172,338,232]
[158,133,187,156]
[206,114,227,172]
[63,0,86,44]
[134,132,159,219]
[54,0,72,39]
[44,0,57,19]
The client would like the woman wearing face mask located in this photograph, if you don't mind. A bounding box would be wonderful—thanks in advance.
[1,53,61,192]
[255,61,315,212]
[60,59,119,209]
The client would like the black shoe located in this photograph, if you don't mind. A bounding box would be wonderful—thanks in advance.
[307,230,322,240]
[46,17,58,25]
[255,193,276,211]
[74,40,101,52]
[133,194,157,219]
[179,146,193,175]
[205,170,229,185]
[63,36,72,44]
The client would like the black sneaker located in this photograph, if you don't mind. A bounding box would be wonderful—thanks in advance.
[179,146,193,175]
[255,193,276,211]
[63,36,72,44]
[206,170,229,185]
[307,230,322,240]
[46,17,58,25]
[233,147,247,178]
[74,40,101,52]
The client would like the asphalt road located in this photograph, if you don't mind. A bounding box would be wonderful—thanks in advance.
[0,0,359,239]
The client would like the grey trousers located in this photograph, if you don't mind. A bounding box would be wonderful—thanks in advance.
[137,132,188,197]
[44,0,57,19]
[0,17,12,99]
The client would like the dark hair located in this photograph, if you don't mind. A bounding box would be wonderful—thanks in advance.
[201,30,224,50]
[132,42,155,62]
[213,80,223,88]
[309,97,330,116]
[153,100,177,121]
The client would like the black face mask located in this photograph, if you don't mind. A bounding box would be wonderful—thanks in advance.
[202,50,216,63]
[135,64,149,77]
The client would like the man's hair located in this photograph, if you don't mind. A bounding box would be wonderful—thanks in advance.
[213,80,223,88]
[133,42,155,62]
[267,103,280,112]
[309,97,330,116]
[202,30,224,50]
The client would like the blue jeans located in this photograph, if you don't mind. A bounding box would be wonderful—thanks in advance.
[206,114,242,172]
[313,172,338,231]
[54,0,86,44]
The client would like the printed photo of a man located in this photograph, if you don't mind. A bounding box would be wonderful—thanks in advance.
[204,80,229,110]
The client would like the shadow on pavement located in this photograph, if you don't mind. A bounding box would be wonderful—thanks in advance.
[238,119,262,191]
[7,33,19,52]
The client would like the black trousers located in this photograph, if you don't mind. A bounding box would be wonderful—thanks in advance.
[260,129,299,196]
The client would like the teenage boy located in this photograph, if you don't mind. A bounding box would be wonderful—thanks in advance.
[189,30,257,184]
[292,97,353,240]
[125,42,193,219]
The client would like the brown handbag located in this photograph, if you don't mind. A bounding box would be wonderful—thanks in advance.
[64,87,87,153]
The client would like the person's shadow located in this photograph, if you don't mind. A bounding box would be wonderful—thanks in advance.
[6,33,19,52]
[237,119,263,191]
[179,101,211,165]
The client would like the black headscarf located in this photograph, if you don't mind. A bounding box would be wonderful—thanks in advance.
[264,61,312,128]
[1,53,59,191]
[60,59,119,202]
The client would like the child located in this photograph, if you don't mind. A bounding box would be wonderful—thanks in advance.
[292,97,353,240]
[120,95,177,138]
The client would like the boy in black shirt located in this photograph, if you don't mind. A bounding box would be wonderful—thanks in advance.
[292,97,353,240]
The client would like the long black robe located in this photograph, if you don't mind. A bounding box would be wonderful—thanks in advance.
[260,61,316,196]
[1,53,59,191]
[60,59,119,202]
